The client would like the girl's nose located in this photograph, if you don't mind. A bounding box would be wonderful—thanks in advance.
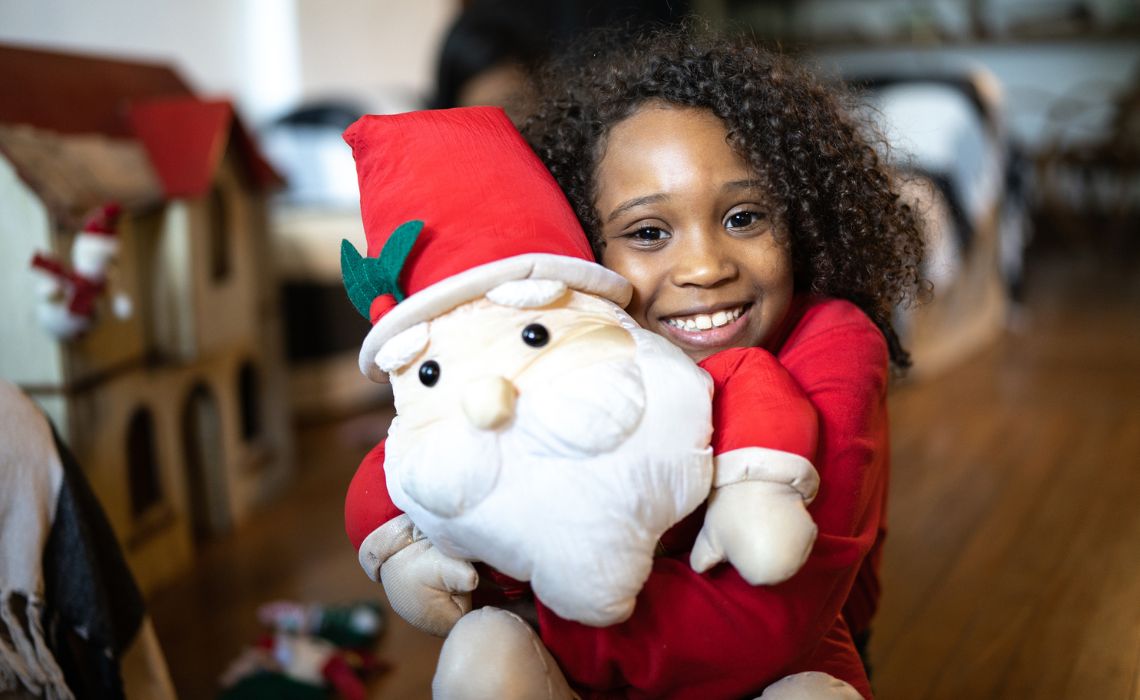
[670,230,738,288]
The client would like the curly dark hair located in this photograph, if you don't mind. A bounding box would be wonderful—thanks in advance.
[521,23,926,368]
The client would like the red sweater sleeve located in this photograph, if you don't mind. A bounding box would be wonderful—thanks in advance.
[779,300,891,638]
[535,299,889,699]
[344,440,405,549]
[703,346,818,460]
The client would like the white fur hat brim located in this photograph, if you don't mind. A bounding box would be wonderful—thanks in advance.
[359,253,631,383]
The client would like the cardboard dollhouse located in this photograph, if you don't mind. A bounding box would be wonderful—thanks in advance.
[0,44,293,594]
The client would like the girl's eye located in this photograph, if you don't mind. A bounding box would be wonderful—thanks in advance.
[625,227,670,243]
[418,360,440,387]
[521,323,550,347]
[726,211,766,230]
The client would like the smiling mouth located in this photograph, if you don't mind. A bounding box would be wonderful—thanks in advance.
[663,304,748,332]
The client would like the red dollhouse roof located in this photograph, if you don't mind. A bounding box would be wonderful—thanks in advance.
[0,44,193,137]
[127,98,282,197]
[0,44,282,203]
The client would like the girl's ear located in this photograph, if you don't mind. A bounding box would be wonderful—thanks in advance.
[485,279,568,309]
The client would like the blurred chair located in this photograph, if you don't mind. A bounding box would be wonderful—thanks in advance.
[262,100,364,209]
[854,67,1024,376]
[1034,65,1140,254]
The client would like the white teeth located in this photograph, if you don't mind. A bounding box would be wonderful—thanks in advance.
[666,306,745,331]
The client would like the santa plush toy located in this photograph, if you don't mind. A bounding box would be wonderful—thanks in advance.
[29,203,131,340]
[342,107,857,699]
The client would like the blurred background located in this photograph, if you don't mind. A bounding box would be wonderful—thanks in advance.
[1,1,1137,698]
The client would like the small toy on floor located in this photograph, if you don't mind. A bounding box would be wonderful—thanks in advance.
[258,600,384,650]
[218,601,387,700]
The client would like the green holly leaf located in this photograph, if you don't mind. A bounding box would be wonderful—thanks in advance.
[380,220,424,294]
[341,220,424,318]
[340,240,380,318]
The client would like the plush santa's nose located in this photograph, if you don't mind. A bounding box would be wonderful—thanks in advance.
[462,376,517,431]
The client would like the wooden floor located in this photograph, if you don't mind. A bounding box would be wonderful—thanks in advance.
[871,248,1140,700]
[149,403,445,700]
[150,247,1140,699]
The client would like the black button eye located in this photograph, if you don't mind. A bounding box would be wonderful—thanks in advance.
[418,360,440,387]
[521,323,549,348]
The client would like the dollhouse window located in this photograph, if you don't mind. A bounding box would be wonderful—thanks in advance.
[208,186,231,282]
[126,407,163,517]
[238,361,261,440]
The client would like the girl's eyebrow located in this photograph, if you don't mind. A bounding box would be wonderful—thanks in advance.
[605,193,668,223]
[723,179,765,192]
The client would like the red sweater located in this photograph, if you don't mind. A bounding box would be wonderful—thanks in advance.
[530,297,888,699]
[344,296,889,699]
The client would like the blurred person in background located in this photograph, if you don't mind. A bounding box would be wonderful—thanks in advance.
[430,0,690,122]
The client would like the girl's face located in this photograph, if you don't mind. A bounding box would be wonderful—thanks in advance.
[595,104,794,362]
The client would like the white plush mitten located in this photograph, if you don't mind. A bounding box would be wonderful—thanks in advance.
[690,447,820,585]
[433,607,576,700]
[756,671,863,699]
[358,514,477,636]
[691,480,817,584]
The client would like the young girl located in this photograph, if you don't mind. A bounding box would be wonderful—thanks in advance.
[520,24,925,698]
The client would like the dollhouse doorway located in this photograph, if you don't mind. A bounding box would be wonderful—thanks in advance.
[182,383,232,539]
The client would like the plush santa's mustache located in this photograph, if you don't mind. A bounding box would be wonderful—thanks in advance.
[388,357,645,519]
[513,358,645,459]
[388,414,504,520]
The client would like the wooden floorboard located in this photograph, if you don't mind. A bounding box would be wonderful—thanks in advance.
[150,248,1140,699]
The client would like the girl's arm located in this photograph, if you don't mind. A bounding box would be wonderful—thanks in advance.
[536,300,889,699]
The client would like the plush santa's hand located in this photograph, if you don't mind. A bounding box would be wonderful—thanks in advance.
[359,514,477,637]
[691,447,820,585]
[757,671,862,700]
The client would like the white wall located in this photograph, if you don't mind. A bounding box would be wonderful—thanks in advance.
[0,0,458,125]
[0,155,64,388]
[295,0,457,114]
[0,0,246,104]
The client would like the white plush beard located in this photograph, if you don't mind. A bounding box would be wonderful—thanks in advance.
[385,328,713,626]
[387,356,645,520]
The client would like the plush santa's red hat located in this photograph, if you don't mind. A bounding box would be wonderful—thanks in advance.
[341,106,630,382]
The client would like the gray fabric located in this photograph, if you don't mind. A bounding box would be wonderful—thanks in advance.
[0,380,72,700]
